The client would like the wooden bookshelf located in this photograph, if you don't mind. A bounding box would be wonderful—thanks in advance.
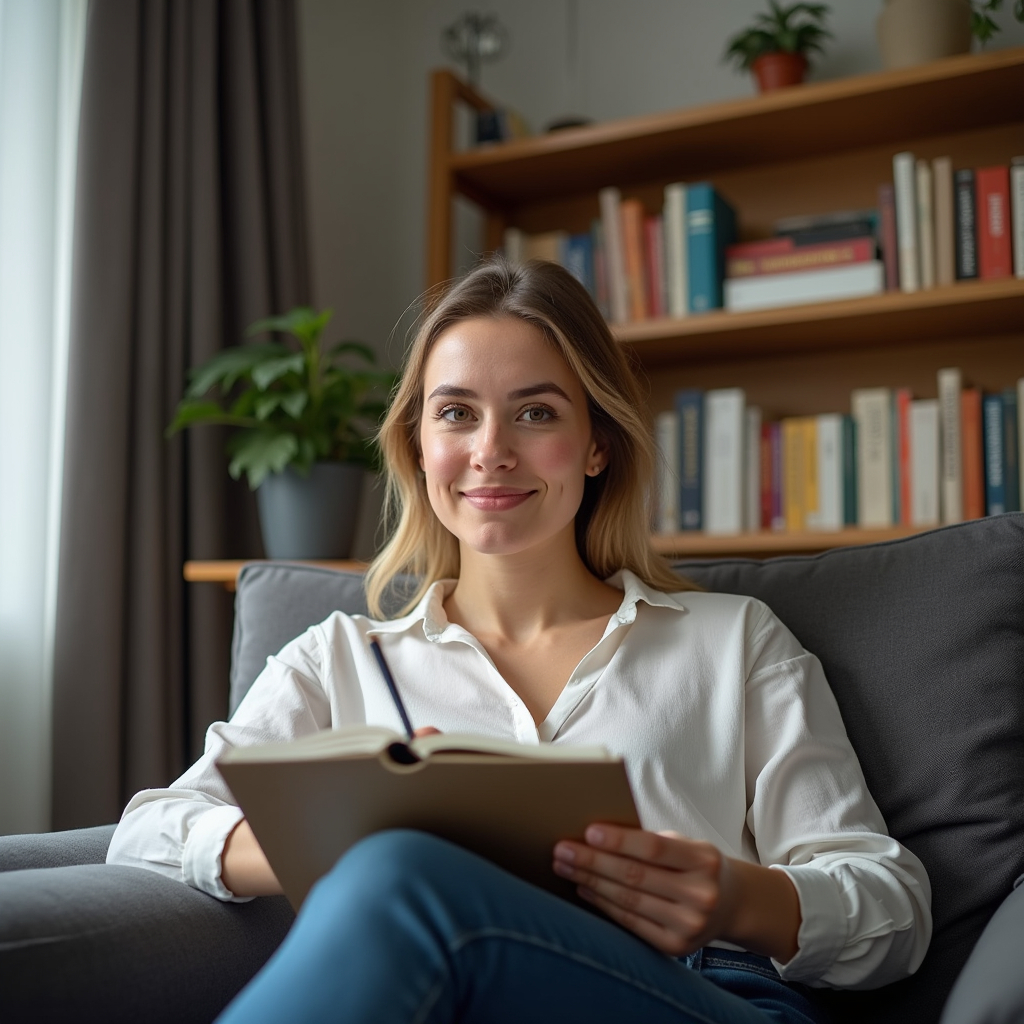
[426,49,1024,558]
[651,526,929,559]
[184,560,367,591]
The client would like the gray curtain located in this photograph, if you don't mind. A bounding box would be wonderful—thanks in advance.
[52,0,310,829]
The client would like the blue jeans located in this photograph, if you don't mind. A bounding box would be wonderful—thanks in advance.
[216,830,827,1024]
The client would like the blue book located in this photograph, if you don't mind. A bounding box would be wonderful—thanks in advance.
[685,183,737,313]
[842,414,858,526]
[1003,387,1020,512]
[564,232,596,300]
[675,389,703,530]
[982,393,1006,515]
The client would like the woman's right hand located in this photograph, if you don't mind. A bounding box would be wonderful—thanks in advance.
[221,818,283,897]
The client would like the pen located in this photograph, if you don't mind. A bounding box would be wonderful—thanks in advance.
[369,638,415,740]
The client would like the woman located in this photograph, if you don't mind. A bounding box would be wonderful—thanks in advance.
[108,259,931,1023]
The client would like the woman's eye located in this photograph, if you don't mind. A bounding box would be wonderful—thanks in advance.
[439,406,471,422]
[521,406,554,423]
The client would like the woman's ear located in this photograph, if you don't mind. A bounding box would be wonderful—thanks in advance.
[585,435,609,477]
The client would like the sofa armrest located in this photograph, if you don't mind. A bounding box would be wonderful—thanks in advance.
[0,825,116,870]
[0,863,294,1024]
[940,878,1024,1024]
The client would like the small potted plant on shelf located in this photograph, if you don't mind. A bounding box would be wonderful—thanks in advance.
[167,307,394,560]
[723,1,832,93]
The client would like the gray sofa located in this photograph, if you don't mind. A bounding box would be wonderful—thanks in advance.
[2,513,1023,1024]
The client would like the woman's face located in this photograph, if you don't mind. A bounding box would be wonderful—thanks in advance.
[418,316,607,558]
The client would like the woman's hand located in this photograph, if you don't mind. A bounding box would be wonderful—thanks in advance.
[552,824,801,963]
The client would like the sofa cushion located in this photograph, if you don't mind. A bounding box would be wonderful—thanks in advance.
[0,825,116,871]
[674,512,1024,1024]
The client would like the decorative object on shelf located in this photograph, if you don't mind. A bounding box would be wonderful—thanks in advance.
[167,307,394,559]
[877,0,972,69]
[544,0,592,133]
[723,1,832,93]
[971,0,1024,43]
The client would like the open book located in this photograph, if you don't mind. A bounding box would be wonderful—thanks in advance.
[217,726,639,910]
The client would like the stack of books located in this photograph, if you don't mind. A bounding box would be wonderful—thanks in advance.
[655,373,1024,536]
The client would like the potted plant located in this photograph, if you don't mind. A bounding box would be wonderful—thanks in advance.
[167,307,394,559]
[723,1,832,93]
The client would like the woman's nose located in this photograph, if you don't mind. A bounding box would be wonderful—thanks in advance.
[470,419,516,471]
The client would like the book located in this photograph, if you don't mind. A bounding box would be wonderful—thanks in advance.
[1019,378,1024,510]
[767,421,785,530]
[983,393,1006,515]
[916,159,936,290]
[893,152,920,293]
[620,198,648,321]
[938,367,964,524]
[1012,160,1024,279]
[725,237,875,278]
[976,166,1012,280]
[842,415,858,526]
[676,389,703,530]
[592,219,610,319]
[852,388,893,528]
[782,417,807,531]
[703,388,745,535]
[686,183,737,313]
[961,388,984,521]
[524,230,568,264]
[932,157,955,286]
[909,399,940,527]
[599,187,630,324]
[894,388,913,526]
[645,214,667,319]
[564,232,596,298]
[954,169,978,280]
[663,183,689,318]
[1003,387,1020,513]
[217,726,639,911]
[760,422,774,530]
[773,208,878,246]
[878,183,900,291]
[809,414,843,532]
[655,410,680,533]
[745,406,762,532]
[723,261,884,312]
[503,227,525,265]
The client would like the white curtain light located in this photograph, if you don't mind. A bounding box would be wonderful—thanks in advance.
[0,0,86,834]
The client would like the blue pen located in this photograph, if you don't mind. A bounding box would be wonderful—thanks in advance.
[369,638,415,740]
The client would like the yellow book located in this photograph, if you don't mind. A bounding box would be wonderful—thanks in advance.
[782,418,805,531]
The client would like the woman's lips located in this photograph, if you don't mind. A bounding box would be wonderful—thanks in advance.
[461,488,535,511]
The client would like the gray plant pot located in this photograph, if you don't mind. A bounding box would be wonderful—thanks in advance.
[256,462,364,559]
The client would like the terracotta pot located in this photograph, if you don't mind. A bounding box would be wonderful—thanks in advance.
[877,0,972,70]
[752,52,808,92]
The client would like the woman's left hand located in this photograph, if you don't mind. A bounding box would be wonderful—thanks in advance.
[552,824,800,962]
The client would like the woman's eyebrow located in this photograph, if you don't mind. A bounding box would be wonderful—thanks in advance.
[426,382,572,402]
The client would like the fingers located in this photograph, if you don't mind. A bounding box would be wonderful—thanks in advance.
[559,824,722,874]
[412,726,442,737]
[575,885,702,958]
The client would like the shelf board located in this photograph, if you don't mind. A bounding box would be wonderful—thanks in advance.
[652,526,933,558]
[450,47,1024,206]
[184,559,368,591]
[613,277,1024,365]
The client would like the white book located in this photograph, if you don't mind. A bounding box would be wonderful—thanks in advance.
[598,187,629,324]
[745,406,762,532]
[809,414,843,531]
[663,183,689,318]
[1011,159,1024,279]
[893,151,920,293]
[909,399,941,527]
[703,388,745,535]
[655,410,680,534]
[937,367,963,524]
[852,388,893,528]
[932,156,955,286]
[916,159,936,290]
[503,227,525,266]
[723,261,884,312]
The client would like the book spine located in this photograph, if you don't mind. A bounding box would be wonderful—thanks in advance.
[1013,161,1024,279]
[976,165,1012,280]
[591,219,610,320]
[620,198,648,321]
[782,418,806,532]
[954,169,978,280]
[770,422,785,530]
[655,410,680,533]
[916,159,936,289]
[878,182,900,291]
[932,156,955,286]
[726,238,875,278]
[961,387,985,521]
[745,406,762,532]
[813,414,843,531]
[842,414,858,526]
[724,262,884,312]
[802,417,820,530]
[676,389,703,530]
[1019,377,1024,512]
[644,214,666,319]
[895,387,913,525]
[983,393,1006,515]
[909,399,940,527]
[893,151,920,293]
[726,237,794,264]
[760,422,773,530]
[663,183,689,318]
[938,367,963,523]
[1002,387,1020,512]
[503,227,525,265]
[564,233,596,298]
[703,388,745,535]
[687,183,735,312]
[852,387,893,527]
[599,187,630,324]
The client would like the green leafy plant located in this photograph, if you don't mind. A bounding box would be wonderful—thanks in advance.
[971,0,1024,44]
[723,1,832,71]
[167,307,395,489]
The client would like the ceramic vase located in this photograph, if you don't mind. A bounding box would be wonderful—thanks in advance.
[877,0,972,70]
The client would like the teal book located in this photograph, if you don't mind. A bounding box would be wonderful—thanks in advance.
[685,183,737,313]
[1003,387,1020,512]
[983,393,1006,515]
[675,389,703,530]
[564,232,596,300]
[842,414,858,526]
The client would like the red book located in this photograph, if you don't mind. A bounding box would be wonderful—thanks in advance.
[725,237,875,278]
[726,237,795,263]
[961,387,985,519]
[620,199,648,321]
[976,166,1012,280]
[760,422,774,529]
[896,388,913,525]
[878,183,900,291]
[644,215,665,319]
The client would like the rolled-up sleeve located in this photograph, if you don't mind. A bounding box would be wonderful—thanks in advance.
[743,608,932,989]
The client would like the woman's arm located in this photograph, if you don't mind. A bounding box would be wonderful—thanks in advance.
[221,819,283,897]
[553,825,800,962]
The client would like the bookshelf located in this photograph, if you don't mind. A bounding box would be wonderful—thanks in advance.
[426,49,1024,557]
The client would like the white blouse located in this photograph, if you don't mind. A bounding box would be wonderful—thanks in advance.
[107,570,931,990]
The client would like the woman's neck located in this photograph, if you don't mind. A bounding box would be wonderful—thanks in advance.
[444,528,622,643]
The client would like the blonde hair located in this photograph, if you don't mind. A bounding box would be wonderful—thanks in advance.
[365,258,698,617]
